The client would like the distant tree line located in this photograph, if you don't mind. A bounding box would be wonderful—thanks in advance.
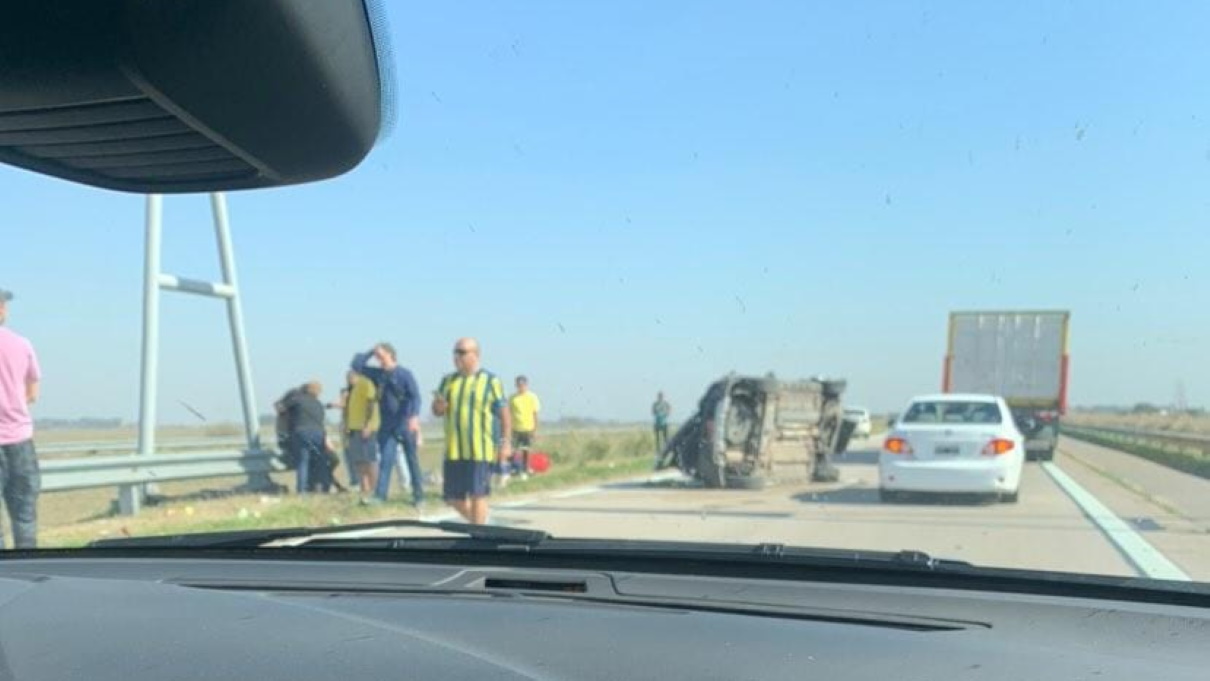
[37,417,124,430]
[1075,404,1205,416]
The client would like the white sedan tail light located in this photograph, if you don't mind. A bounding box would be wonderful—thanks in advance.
[981,438,1015,456]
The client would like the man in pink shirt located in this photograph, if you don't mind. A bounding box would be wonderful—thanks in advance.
[0,288,42,548]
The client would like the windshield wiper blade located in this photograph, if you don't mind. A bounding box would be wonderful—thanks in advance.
[87,519,551,549]
[86,522,965,574]
[516,540,973,571]
[88,523,966,575]
[295,535,972,572]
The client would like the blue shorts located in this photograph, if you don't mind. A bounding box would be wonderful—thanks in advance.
[346,431,379,465]
[443,460,492,500]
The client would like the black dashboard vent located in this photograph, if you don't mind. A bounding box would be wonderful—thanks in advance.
[483,577,589,593]
[0,96,257,188]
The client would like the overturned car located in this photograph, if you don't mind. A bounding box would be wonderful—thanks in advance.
[656,374,853,489]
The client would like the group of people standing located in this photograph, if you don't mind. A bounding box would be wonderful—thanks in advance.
[276,337,542,525]
[0,278,657,542]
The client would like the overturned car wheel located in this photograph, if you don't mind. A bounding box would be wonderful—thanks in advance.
[697,452,727,489]
[811,464,840,483]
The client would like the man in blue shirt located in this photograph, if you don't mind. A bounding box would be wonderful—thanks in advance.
[352,343,423,505]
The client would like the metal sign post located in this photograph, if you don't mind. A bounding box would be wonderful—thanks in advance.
[117,193,269,516]
[211,193,262,458]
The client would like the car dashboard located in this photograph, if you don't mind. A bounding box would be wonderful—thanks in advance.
[0,554,1205,680]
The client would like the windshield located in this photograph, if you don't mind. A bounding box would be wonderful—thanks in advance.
[902,401,1003,425]
[3,1,1208,586]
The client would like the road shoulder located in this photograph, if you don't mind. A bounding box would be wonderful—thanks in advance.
[1055,438,1210,581]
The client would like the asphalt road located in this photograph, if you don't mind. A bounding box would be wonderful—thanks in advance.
[484,436,1210,580]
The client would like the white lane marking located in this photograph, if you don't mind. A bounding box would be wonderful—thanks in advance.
[1042,462,1189,581]
[499,470,688,510]
[420,470,688,526]
[545,486,607,501]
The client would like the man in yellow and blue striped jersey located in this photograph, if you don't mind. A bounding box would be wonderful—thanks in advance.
[432,337,512,524]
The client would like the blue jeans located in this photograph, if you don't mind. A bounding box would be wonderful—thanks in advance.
[342,441,358,487]
[375,430,423,503]
[0,440,39,548]
[292,430,326,494]
[509,432,534,475]
[654,423,669,454]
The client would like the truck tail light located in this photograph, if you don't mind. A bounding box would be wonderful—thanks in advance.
[982,438,1015,456]
[884,437,913,455]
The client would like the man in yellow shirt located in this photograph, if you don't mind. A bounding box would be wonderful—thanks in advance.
[508,376,541,480]
[345,370,381,500]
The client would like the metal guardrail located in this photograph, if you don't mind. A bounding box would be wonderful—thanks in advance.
[1063,425,1210,456]
[39,437,249,457]
[36,425,640,510]
[41,448,284,493]
[38,432,450,500]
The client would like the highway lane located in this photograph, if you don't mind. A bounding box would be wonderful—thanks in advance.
[1055,436,1210,580]
[485,437,1209,579]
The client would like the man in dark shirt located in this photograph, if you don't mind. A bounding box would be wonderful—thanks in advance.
[278,381,328,494]
[352,343,423,505]
[652,391,671,456]
[275,384,304,462]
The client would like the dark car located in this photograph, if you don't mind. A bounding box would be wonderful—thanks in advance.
[656,373,854,488]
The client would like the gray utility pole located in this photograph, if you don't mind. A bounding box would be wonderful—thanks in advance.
[118,193,270,516]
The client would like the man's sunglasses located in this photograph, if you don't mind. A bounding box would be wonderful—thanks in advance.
[454,348,472,356]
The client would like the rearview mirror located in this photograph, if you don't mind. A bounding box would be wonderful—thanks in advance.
[0,0,388,193]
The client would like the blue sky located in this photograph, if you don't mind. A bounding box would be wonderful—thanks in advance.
[4,0,1210,424]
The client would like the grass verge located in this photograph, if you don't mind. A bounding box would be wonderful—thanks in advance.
[39,429,657,548]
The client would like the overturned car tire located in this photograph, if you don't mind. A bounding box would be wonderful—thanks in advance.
[697,452,727,489]
[811,465,840,483]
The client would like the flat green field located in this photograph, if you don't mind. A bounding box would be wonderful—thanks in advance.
[1065,411,1210,435]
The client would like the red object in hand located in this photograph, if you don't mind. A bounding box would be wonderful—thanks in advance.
[529,451,551,473]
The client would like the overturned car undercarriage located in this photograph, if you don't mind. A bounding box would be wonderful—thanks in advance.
[656,374,854,489]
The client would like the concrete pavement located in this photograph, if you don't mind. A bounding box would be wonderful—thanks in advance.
[483,437,1210,580]
[1055,436,1210,580]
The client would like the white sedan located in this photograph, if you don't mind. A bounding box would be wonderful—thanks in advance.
[844,407,873,438]
[879,394,1024,503]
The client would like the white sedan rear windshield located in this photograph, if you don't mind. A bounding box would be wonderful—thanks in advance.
[902,401,1003,424]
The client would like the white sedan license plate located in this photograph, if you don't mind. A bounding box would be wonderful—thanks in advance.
[934,444,960,456]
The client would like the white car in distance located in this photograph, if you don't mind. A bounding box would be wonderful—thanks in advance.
[844,407,873,438]
[879,394,1023,503]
